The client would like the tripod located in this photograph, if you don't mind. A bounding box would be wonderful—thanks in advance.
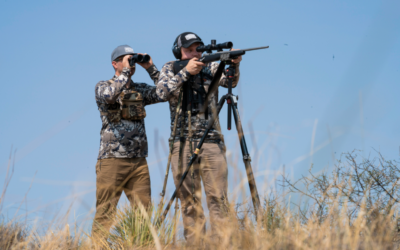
[158,61,261,224]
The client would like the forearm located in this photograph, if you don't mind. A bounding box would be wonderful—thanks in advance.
[146,64,160,85]
[95,68,130,104]
[145,87,163,105]
[134,83,164,106]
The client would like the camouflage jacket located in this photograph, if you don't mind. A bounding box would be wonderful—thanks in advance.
[156,61,240,141]
[95,65,161,159]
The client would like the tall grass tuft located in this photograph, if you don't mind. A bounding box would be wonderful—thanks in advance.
[103,203,179,249]
[0,221,26,249]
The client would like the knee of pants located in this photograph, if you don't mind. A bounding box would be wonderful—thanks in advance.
[95,199,118,216]
[181,198,204,215]
[95,187,122,205]
[125,188,151,207]
[208,194,227,206]
[207,193,229,213]
[135,193,151,208]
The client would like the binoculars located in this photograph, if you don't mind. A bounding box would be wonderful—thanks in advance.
[129,54,150,67]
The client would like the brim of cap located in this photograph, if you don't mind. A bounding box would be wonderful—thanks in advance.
[182,39,204,48]
[112,52,136,61]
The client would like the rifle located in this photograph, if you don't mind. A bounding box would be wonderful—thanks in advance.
[173,45,269,73]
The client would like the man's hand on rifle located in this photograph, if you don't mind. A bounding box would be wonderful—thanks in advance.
[230,48,242,64]
[186,57,205,75]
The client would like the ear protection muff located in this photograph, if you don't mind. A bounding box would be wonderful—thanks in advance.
[172,35,182,60]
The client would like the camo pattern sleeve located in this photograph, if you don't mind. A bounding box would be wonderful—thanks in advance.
[156,61,191,101]
[207,62,240,88]
[95,67,131,104]
[131,82,163,106]
[146,64,160,85]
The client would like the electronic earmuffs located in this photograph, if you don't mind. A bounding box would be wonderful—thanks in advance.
[172,35,183,60]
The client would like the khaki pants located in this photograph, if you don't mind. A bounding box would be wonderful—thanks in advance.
[171,141,229,244]
[91,157,151,237]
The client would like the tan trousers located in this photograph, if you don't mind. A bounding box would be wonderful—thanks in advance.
[91,157,151,237]
[171,141,229,244]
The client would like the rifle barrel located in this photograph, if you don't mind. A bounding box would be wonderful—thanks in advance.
[202,45,269,57]
[241,46,269,52]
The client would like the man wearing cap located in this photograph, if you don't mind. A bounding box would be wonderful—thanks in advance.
[156,32,242,244]
[93,45,162,237]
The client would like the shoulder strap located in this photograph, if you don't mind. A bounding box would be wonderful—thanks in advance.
[173,61,181,75]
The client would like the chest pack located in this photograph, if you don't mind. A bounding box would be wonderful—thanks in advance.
[103,79,146,123]
[173,61,212,117]
[120,89,146,120]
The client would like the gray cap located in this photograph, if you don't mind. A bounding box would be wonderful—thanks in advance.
[111,45,135,62]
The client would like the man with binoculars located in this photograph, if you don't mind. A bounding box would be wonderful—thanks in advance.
[92,45,162,237]
[156,32,242,245]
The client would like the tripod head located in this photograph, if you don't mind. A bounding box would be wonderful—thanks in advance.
[196,40,233,54]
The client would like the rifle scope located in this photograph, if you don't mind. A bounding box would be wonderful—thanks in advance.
[129,54,150,66]
[196,40,233,53]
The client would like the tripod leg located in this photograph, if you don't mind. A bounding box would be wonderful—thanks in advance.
[160,91,183,203]
[158,95,227,225]
[226,64,234,130]
[229,96,262,219]
[228,100,232,130]
[172,198,179,245]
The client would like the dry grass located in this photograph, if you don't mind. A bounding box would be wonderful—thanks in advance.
[2,150,400,249]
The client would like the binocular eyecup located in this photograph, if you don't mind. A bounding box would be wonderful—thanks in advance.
[129,54,150,67]
[196,40,233,53]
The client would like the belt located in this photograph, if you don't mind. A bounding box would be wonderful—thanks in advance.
[170,137,223,144]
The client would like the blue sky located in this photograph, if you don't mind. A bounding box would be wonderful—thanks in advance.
[1,0,399,230]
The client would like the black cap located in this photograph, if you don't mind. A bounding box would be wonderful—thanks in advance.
[175,32,204,48]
